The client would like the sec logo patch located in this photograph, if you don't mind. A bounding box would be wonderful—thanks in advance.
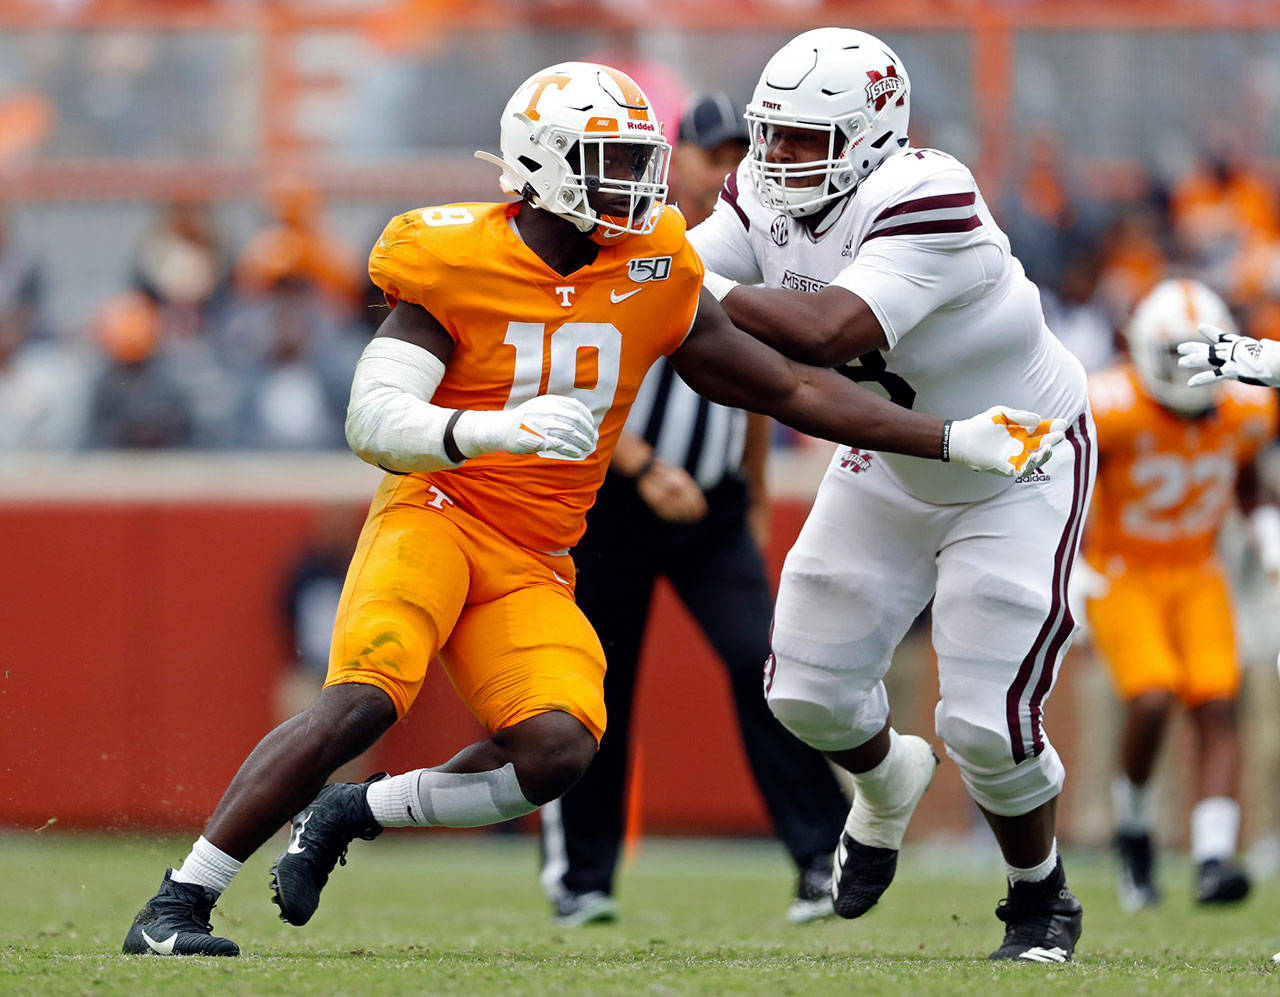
[771,216,789,247]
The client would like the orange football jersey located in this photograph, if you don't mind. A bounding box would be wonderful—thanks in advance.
[368,200,703,552]
[1084,363,1278,567]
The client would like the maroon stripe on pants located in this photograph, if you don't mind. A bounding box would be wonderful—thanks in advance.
[1028,415,1095,756]
[1005,413,1089,764]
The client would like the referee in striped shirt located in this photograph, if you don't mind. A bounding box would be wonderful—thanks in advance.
[540,92,848,927]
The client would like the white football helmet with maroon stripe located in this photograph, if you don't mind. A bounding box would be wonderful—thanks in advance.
[476,62,671,240]
[1127,278,1233,414]
[745,28,911,218]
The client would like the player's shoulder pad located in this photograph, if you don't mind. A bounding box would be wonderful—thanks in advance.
[714,158,764,232]
[368,203,494,307]
[632,204,704,279]
[1221,379,1280,428]
[855,148,981,246]
[1088,363,1141,419]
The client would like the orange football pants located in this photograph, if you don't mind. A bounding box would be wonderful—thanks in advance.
[323,474,607,741]
[1086,557,1239,706]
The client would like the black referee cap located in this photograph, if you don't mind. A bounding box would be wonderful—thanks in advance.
[678,92,749,150]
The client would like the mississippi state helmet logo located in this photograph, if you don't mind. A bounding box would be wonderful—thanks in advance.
[865,66,906,112]
[770,215,789,247]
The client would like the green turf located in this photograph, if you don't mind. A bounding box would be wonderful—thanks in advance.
[2,831,1278,994]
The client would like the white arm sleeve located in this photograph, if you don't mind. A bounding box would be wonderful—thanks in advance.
[829,238,1001,348]
[344,336,464,474]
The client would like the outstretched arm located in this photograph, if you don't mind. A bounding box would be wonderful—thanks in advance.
[670,290,1065,477]
[703,273,886,367]
[1179,324,1280,388]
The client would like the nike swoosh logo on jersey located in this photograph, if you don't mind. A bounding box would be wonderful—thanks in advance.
[551,570,570,587]
[286,812,312,854]
[141,930,177,955]
[610,288,642,303]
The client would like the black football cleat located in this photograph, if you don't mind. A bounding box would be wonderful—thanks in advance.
[787,855,836,924]
[552,890,619,927]
[1114,830,1160,911]
[1195,857,1251,905]
[989,859,1082,962]
[122,870,239,956]
[270,773,387,926]
[831,834,899,919]
[831,734,937,919]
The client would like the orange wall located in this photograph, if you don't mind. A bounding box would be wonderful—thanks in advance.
[0,499,1035,838]
[0,500,808,833]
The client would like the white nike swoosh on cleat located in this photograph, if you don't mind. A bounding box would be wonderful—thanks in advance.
[286,811,313,854]
[1018,946,1068,962]
[141,930,177,955]
[610,288,642,303]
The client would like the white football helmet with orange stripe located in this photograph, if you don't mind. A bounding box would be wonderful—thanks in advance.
[476,62,671,241]
[1127,278,1234,414]
[745,27,911,218]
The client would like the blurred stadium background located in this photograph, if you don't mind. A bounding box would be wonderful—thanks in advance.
[4,0,1280,876]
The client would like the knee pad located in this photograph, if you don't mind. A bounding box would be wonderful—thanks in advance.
[936,702,1064,816]
[765,655,889,752]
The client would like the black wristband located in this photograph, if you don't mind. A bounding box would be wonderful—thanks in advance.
[632,453,658,480]
[443,410,467,463]
[940,419,952,462]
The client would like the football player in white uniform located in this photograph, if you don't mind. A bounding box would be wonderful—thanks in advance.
[689,29,1093,961]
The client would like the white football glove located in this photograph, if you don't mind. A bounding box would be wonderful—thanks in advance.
[945,406,1068,477]
[454,395,598,461]
[1177,324,1280,388]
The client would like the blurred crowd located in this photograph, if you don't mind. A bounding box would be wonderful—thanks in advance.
[0,178,387,452]
[4,140,1280,453]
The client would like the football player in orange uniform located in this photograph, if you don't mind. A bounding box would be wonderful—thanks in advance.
[1080,279,1279,910]
[122,62,1067,957]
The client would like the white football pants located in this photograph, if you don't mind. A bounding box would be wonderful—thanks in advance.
[766,410,1096,817]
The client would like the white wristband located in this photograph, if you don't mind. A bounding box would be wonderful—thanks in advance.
[702,271,739,302]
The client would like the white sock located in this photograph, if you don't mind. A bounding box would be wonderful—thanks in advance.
[844,729,934,850]
[367,763,538,828]
[849,728,909,813]
[1112,776,1151,834]
[170,835,243,895]
[1006,838,1059,885]
[1191,797,1240,863]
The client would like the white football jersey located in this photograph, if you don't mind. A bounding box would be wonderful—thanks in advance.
[689,147,1088,503]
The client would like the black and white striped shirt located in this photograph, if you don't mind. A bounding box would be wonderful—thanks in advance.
[624,357,747,491]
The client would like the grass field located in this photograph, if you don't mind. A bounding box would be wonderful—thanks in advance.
[3,831,1280,995]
